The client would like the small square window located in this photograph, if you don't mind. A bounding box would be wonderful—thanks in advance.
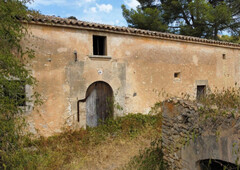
[174,72,181,79]
[93,35,107,56]
[222,54,226,59]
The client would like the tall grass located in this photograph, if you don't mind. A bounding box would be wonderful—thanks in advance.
[199,87,240,110]
[3,113,163,169]
[122,139,167,170]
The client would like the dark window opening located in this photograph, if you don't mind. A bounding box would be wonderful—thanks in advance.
[197,85,206,100]
[174,72,181,78]
[182,115,189,124]
[93,35,107,55]
[198,159,238,170]
[222,54,226,59]
[3,80,26,106]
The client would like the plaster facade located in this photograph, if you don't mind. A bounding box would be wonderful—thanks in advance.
[22,17,240,136]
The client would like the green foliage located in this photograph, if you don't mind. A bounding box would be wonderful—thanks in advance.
[0,0,39,169]
[122,0,240,39]
[220,35,240,43]
[123,139,168,170]
[89,113,160,141]
[4,113,162,169]
[121,5,168,32]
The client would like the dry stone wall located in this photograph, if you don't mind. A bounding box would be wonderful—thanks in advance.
[162,98,240,170]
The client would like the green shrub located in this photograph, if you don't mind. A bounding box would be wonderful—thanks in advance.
[123,139,168,170]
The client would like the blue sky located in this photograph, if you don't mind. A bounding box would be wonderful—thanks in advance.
[27,0,140,26]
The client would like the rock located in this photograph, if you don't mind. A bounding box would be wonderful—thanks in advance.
[177,115,183,122]
[210,104,218,110]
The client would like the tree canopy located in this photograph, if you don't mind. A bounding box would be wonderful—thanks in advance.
[0,0,39,168]
[122,0,240,40]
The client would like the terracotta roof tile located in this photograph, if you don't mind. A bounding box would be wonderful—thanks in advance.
[23,15,240,48]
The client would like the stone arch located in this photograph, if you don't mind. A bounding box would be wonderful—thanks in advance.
[180,135,240,170]
[196,159,238,170]
[85,81,114,127]
[67,61,126,128]
[162,99,240,170]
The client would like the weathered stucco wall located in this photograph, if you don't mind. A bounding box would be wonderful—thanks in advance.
[23,23,240,136]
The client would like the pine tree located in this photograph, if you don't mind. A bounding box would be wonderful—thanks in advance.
[122,0,240,40]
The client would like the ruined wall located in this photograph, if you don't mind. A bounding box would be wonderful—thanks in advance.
[22,23,240,136]
[162,99,240,170]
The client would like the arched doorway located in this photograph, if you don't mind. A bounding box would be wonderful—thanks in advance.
[197,159,238,170]
[85,81,113,127]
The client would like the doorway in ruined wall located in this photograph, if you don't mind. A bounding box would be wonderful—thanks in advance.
[86,81,113,127]
[197,159,238,170]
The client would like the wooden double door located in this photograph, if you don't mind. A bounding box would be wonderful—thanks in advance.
[86,82,113,127]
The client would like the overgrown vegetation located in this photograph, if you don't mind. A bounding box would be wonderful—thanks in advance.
[198,87,240,118]
[0,0,41,169]
[123,139,167,170]
[0,1,164,169]
[1,113,164,169]
[158,88,240,169]
[190,88,240,169]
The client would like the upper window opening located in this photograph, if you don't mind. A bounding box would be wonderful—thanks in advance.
[222,54,226,59]
[93,35,107,56]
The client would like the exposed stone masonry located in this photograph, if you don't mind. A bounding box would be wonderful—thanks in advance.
[162,98,240,170]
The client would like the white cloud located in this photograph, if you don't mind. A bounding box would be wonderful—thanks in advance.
[81,15,103,23]
[83,6,97,13]
[27,0,67,7]
[124,0,140,9]
[96,3,113,13]
[76,0,95,7]
[76,2,83,7]
[90,7,97,13]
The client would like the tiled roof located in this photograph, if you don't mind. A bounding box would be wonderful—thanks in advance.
[24,15,240,48]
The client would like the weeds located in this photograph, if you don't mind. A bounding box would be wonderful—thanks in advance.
[197,87,240,119]
[123,139,168,170]
[4,113,163,169]
[199,87,240,109]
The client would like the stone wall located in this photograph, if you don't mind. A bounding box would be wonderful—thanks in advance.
[162,98,240,170]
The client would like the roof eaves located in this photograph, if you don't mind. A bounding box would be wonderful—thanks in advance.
[23,15,240,49]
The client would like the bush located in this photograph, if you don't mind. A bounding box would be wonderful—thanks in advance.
[123,139,168,170]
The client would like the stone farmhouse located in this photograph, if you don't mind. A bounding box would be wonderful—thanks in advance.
[21,16,240,137]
